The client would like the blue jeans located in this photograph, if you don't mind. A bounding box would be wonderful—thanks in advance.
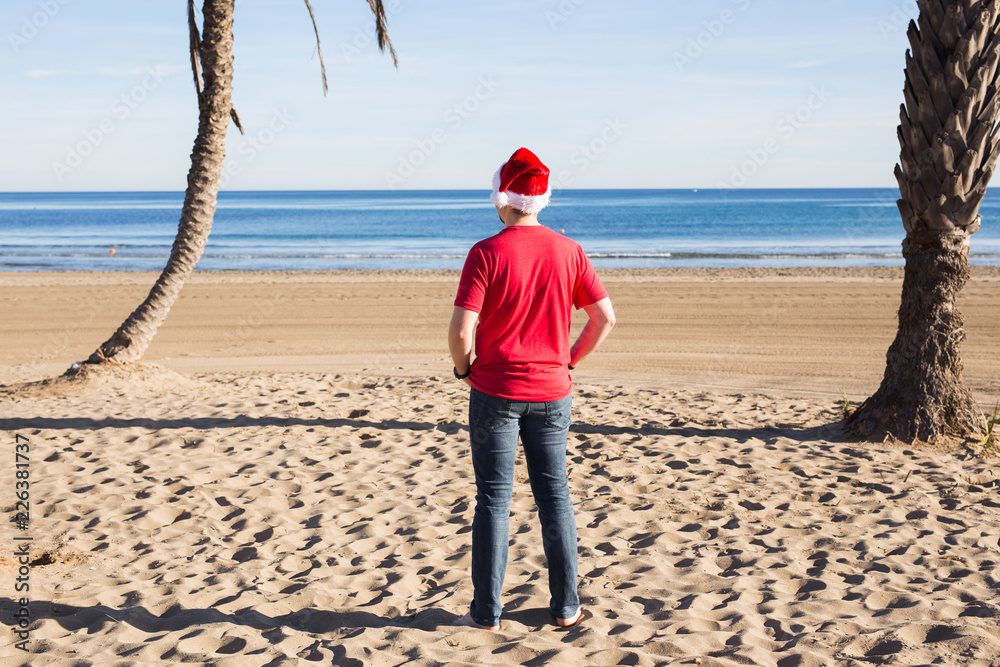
[467,387,579,626]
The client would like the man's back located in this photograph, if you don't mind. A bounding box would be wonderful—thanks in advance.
[454,224,606,401]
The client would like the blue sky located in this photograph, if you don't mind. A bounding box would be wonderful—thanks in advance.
[1,0,919,191]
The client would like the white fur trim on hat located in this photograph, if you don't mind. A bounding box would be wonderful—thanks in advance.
[490,166,509,208]
[490,165,552,214]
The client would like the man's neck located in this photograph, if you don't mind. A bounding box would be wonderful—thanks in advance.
[502,211,540,227]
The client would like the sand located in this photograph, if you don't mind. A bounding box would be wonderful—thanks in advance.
[1,267,999,666]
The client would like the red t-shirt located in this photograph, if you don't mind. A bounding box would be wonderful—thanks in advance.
[454,224,608,401]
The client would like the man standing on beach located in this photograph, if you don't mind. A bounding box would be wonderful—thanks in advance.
[448,147,616,631]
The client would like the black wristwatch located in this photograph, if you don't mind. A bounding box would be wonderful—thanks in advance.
[454,366,472,379]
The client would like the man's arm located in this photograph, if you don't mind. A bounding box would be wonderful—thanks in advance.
[448,306,479,384]
[570,297,615,368]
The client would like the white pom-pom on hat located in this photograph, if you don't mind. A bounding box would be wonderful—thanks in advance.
[490,147,552,214]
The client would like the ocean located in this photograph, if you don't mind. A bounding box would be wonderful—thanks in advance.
[2,189,1000,271]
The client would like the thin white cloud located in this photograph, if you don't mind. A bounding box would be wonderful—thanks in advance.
[94,64,182,76]
[25,69,73,78]
[785,59,834,69]
[95,66,145,76]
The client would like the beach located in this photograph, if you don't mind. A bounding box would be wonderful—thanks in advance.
[2,267,1000,665]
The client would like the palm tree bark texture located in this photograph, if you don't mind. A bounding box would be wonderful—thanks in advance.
[849,0,1000,442]
[87,0,235,365]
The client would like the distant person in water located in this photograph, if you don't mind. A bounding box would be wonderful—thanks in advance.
[448,147,616,630]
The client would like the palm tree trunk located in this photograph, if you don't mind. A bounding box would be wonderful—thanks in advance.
[847,234,981,441]
[87,0,235,365]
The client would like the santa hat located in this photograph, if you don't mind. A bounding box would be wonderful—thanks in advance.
[490,147,552,214]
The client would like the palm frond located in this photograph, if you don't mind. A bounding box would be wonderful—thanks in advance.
[229,108,244,135]
[302,0,329,96]
[366,0,398,67]
[301,0,397,96]
[187,0,204,98]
